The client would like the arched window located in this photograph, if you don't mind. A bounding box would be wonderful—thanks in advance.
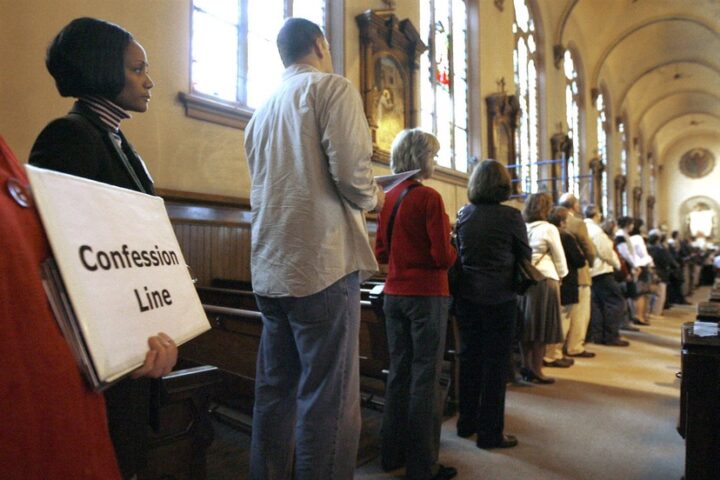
[596,92,609,215]
[513,0,539,194]
[618,120,629,215]
[191,0,327,110]
[420,0,469,172]
[563,49,582,196]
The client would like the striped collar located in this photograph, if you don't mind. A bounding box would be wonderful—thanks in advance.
[78,96,130,132]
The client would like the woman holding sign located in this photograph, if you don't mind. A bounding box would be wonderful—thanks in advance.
[29,17,176,479]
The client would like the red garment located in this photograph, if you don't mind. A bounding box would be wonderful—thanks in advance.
[0,136,120,479]
[375,179,456,296]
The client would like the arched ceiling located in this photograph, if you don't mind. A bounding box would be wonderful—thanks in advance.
[554,0,720,165]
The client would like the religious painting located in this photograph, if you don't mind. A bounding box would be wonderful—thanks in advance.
[374,55,406,152]
[356,10,426,163]
[679,148,715,179]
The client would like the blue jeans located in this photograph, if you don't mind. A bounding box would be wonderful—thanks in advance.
[250,272,361,480]
[381,295,449,480]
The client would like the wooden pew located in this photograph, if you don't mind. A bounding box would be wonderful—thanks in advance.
[194,285,391,407]
[193,283,457,413]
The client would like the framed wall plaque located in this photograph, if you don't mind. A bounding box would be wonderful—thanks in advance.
[356,10,426,163]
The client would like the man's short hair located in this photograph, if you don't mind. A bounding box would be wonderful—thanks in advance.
[547,206,569,228]
[46,17,132,98]
[277,18,324,67]
[584,204,599,219]
[523,192,553,222]
[390,129,439,179]
[558,192,577,210]
[467,159,512,204]
[617,216,634,228]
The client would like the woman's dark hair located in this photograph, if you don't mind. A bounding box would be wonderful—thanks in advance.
[467,159,512,204]
[523,192,553,222]
[630,217,644,236]
[277,18,324,67]
[617,216,634,229]
[46,17,133,99]
[547,206,569,228]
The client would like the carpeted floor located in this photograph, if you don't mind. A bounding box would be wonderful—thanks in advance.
[355,289,706,480]
[204,289,703,479]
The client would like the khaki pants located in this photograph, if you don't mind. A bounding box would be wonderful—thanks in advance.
[544,285,591,360]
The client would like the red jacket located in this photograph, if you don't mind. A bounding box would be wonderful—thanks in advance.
[375,179,456,296]
[0,136,121,479]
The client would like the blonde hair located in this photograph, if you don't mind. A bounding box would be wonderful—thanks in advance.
[390,129,440,179]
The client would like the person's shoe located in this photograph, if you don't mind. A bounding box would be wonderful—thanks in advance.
[543,357,574,368]
[521,368,555,384]
[431,464,458,480]
[457,424,475,438]
[620,324,640,332]
[477,434,519,449]
[604,339,630,347]
[632,317,650,326]
[566,350,596,358]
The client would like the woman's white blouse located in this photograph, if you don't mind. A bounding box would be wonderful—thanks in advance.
[526,220,569,281]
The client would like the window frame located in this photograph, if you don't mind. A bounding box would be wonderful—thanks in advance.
[179,0,336,130]
[419,0,471,174]
[513,0,540,194]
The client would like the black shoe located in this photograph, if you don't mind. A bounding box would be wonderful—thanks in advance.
[457,424,475,438]
[543,357,574,368]
[632,317,650,326]
[566,350,596,358]
[620,325,640,332]
[477,434,519,449]
[521,368,555,384]
[604,339,630,347]
[431,464,458,480]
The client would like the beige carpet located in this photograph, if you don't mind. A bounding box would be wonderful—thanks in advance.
[354,289,706,480]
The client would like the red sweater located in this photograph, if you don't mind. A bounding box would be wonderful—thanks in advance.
[375,179,456,296]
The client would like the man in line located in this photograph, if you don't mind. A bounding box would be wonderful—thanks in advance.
[554,193,596,359]
[244,18,385,479]
[584,205,629,346]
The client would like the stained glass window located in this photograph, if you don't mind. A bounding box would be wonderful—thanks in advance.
[513,0,539,194]
[420,0,469,172]
[563,49,582,196]
[191,0,326,109]
[596,93,609,215]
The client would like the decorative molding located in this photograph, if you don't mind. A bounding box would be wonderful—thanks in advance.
[178,92,252,130]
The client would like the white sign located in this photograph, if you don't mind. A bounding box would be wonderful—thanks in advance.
[27,165,210,384]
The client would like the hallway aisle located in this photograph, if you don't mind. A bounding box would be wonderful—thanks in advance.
[354,290,707,479]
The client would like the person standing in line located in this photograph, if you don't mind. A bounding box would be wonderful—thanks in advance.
[1,136,122,479]
[28,18,177,479]
[374,129,457,480]
[244,18,385,480]
[452,160,530,450]
[584,205,629,347]
[543,206,588,368]
[629,218,655,324]
[557,193,596,358]
[520,192,568,384]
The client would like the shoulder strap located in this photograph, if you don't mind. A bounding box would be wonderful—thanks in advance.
[532,251,548,266]
[386,183,420,252]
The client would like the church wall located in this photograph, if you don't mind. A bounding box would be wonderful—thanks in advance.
[0,0,474,216]
[659,137,720,235]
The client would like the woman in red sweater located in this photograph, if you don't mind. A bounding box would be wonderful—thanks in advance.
[375,129,457,480]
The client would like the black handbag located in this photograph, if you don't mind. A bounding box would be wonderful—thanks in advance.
[514,252,546,295]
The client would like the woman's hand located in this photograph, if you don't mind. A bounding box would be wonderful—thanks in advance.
[131,332,178,379]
